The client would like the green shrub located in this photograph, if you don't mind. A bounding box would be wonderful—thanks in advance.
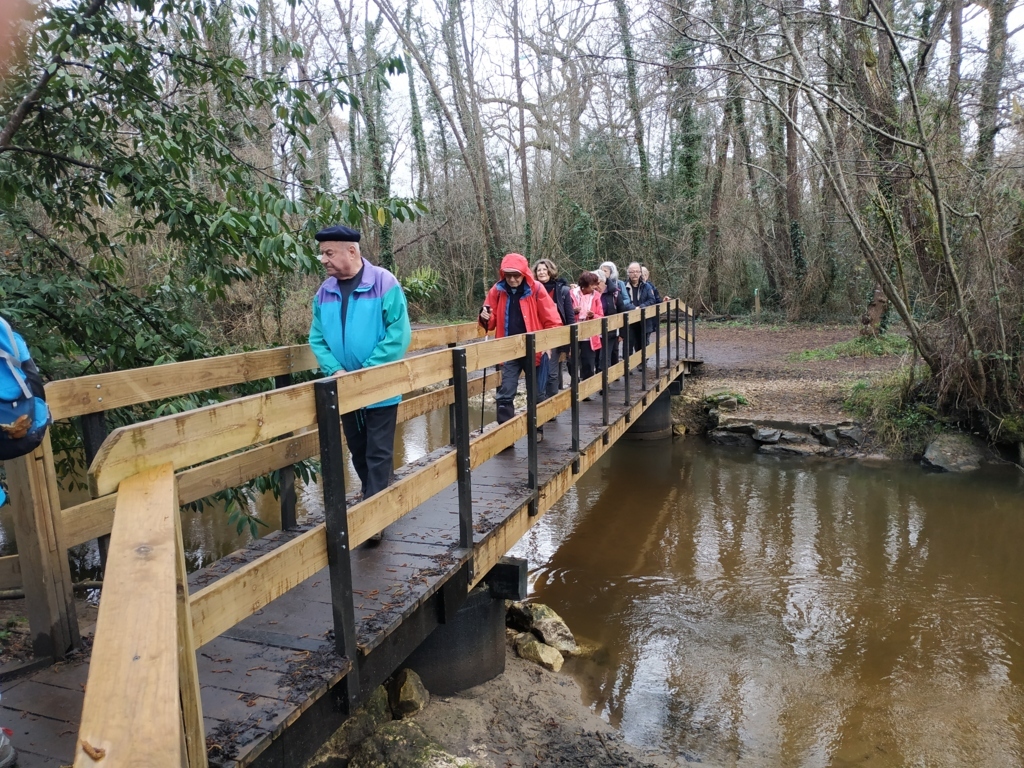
[844,365,939,458]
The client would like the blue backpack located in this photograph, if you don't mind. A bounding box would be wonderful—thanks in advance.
[0,317,51,463]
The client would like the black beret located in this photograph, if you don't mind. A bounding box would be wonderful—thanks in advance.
[315,224,361,242]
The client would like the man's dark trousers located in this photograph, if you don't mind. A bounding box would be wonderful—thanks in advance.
[341,404,399,498]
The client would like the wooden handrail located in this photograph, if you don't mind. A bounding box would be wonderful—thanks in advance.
[75,463,203,767]
[88,347,458,496]
[47,322,483,420]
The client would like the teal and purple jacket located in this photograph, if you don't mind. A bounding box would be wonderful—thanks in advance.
[309,260,412,408]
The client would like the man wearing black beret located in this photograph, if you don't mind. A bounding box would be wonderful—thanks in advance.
[309,225,412,534]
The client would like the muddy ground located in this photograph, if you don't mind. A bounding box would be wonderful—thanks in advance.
[412,637,681,768]
[690,321,904,426]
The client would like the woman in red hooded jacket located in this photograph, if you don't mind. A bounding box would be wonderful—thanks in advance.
[478,253,562,427]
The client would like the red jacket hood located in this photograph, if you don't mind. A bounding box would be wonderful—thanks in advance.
[500,253,534,287]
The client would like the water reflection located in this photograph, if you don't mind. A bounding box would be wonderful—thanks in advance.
[513,441,1024,767]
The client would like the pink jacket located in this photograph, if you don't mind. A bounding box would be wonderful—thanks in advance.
[570,286,604,351]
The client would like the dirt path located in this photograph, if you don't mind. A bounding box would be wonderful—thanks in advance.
[691,322,905,426]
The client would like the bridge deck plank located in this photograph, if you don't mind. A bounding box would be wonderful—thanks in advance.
[7,358,691,768]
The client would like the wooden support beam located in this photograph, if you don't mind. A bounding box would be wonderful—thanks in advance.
[0,555,21,591]
[75,463,183,768]
[6,435,79,659]
[189,525,328,649]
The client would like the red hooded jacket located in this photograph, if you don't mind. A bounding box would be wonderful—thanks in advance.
[479,253,562,338]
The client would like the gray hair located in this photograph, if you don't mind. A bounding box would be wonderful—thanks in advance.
[593,270,607,284]
[599,261,619,282]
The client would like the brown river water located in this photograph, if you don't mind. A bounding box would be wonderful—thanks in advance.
[4,415,1024,766]
[511,439,1024,767]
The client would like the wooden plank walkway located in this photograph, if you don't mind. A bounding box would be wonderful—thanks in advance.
[2,358,691,768]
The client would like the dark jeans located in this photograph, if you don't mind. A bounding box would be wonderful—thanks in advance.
[496,353,550,424]
[341,404,399,498]
[626,323,649,357]
[578,342,597,381]
[596,331,619,371]
[545,346,570,399]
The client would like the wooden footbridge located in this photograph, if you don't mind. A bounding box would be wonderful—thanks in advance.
[1,302,697,768]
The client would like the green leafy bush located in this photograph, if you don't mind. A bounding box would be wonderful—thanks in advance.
[845,366,939,457]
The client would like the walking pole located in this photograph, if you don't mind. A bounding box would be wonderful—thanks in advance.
[479,363,487,433]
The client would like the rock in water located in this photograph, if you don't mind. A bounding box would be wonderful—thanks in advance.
[514,632,564,672]
[708,429,756,448]
[506,601,564,632]
[922,433,986,472]
[390,668,430,719]
[532,617,580,657]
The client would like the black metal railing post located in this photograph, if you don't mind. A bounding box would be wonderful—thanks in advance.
[274,373,297,531]
[525,334,539,516]
[691,307,697,358]
[655,304,661,387]
[601,318,609,429]
[79,411,110,571]
[675,300,681,362]
[451,349,475,563]
[313,378,359,711]
[640,307,648,391]
[569,325,580,473]
[447,342,458,446]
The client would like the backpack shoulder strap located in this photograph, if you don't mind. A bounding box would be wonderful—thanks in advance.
[0,317,34,400]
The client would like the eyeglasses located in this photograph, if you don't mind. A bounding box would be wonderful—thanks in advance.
[504,272,522,278]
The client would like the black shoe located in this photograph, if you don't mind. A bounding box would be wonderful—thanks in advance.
[536,426,544,443]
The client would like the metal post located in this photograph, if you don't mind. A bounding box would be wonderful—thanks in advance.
[569,325,580,472]
[601,318,609,428]
[313,379,359,710]
[79,411,110,570]
[451,349,475,558]
[655,304,661,384]
[447,342,458,447]
[691,307,697,358]
[623,319,631,413]
[675,300,681,362]
[525,334,539,515]
[640,307,648,391]
[274,373,297,531]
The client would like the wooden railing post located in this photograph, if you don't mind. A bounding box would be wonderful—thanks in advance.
[174,476,207,768]
[525,334,539,516]
[7,435,79,660]
[79,411,112,570]
[313,379,360,713]
[569,325,580,473]
[451,349,475,566]
[274,373,297,531]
